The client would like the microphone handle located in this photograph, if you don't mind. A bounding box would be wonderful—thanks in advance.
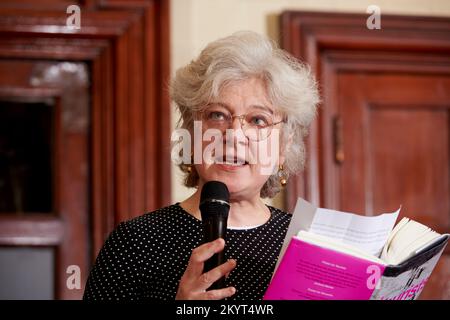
[203,217,227,290]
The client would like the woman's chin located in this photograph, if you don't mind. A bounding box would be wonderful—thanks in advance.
[203,174,247,192]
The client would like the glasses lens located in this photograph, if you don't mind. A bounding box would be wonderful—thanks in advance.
[244,127,271,141]
[245,111,273,128]
[203,108,230,129]
[201,107,280,141]
[243,111,273,141]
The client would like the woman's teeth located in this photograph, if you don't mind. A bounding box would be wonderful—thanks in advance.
[220,159,248,165]
[224,162,245,166]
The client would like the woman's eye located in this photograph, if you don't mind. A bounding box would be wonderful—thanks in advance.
[250,115,270,127]
[208,111,226,121]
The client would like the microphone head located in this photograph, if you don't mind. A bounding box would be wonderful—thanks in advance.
[199,181,230,220]
[200,181,230,204]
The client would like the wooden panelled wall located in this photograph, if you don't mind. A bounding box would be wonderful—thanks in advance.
[0,0,170,299]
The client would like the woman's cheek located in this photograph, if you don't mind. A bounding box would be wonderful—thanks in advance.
[249,139,280,176]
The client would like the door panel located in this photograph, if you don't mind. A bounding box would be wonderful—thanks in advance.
[338,74,450,224]
[0,247,55,299]
[337,73,450,299]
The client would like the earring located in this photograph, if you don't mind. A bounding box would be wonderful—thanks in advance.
[182,151,194,173]
[278,164,287,187]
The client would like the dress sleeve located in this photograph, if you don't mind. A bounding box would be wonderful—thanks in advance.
[83,222,143,300]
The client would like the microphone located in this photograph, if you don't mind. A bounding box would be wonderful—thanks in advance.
[199,181,230,290]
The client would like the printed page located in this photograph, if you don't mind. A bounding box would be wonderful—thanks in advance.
[308,207,400,256]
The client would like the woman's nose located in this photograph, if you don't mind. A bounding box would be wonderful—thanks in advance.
[225,117,247,145]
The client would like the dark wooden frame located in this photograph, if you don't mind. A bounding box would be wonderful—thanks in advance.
[0,0,170,299]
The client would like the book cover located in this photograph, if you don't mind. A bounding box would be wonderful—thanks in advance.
[263,198,449,300]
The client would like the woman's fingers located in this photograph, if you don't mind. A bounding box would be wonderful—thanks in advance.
[196,259,237,292]
[184,238,225,278]
[176,239,238,300]
[195,286,237,300]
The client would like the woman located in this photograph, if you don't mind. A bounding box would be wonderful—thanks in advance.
[84,31,319,300]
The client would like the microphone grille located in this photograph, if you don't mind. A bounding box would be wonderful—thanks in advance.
[200,181,230,221]
[200,181,230,205]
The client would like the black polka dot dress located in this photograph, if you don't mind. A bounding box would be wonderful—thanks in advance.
[83,203,291,300]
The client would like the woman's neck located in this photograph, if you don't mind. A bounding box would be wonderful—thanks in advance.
[180,188,271,228]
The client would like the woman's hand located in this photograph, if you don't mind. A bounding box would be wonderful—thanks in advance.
[176,238,237,300]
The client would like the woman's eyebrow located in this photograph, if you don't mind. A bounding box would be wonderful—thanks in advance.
[210,102,274,114]
[209,102,230,109]
[250,104,274,114]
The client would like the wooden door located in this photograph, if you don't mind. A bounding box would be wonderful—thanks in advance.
[337,73,449,220]
[0,61,89,300]
[282,11,450,299]
[337,73,450,299]
[0,0,170,299]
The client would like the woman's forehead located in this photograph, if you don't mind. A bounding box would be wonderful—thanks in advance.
[211,81,275,110]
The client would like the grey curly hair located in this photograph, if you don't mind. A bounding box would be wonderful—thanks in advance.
[170,31,319,198]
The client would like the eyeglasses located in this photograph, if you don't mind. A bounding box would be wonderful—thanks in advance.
[199,105,285,141]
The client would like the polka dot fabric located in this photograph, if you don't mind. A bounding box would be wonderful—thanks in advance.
[83,203,291,300]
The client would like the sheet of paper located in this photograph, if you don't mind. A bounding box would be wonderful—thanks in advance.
[309,207,400,256]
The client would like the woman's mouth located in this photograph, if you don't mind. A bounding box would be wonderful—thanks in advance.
[215,156,249,170]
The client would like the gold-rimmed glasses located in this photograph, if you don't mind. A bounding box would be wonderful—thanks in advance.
[199,105,285,141]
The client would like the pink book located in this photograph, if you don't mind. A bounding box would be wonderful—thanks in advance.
[263,198,449,300]
[264,237,386,300]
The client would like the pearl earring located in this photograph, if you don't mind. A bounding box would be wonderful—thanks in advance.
[278,164,287,187]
